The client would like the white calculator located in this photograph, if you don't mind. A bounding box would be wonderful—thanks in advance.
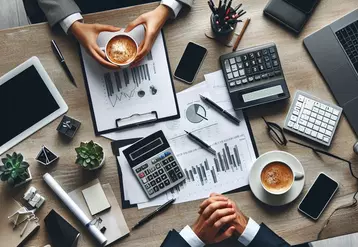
[284,91,342,146]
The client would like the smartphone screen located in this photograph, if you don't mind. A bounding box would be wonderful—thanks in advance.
[174,42,207,84]
[298,173,338,220]
[284,0,319,14]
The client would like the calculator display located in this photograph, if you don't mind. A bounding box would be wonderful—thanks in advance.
[130,138,163,161]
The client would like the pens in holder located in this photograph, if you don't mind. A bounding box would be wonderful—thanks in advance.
[209,1,246,37]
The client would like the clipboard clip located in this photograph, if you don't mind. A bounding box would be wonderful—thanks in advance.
[115,111,158,130]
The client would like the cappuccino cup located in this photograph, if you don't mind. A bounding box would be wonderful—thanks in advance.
[260,161,304,195]
[104,33,138,67]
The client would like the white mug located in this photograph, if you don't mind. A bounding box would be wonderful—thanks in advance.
[260,161,304,196]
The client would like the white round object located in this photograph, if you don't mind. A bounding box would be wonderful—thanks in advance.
[249,151,305,206]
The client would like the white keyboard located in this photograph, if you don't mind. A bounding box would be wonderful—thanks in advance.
[284,91,342,146]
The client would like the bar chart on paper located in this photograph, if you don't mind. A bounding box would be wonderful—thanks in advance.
[156,133,254,205]
[102,52,158,107]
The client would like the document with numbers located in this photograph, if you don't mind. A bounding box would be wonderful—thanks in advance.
[79,27,179,135]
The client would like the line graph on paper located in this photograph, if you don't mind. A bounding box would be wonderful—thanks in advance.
[102,52,157,107]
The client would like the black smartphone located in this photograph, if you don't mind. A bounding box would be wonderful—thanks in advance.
[298,173,339,220]
[174,42,207,84]
[284,0,320,14]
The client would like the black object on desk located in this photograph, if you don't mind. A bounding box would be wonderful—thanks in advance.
[220,43,290,110]
[57,115,81,138]
[184,130,216,155]
[132,198,176,230]
[263,0,320,34]
[51,40,77,87]
[200,94,240,125]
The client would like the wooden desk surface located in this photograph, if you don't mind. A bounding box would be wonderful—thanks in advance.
[0,0,357,246]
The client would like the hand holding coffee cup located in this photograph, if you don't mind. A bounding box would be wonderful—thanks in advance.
[104,34,138,68]
[260,161,304,195]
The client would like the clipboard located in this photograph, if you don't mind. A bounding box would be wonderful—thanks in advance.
[79,27,180,136]
[111,112,259,209]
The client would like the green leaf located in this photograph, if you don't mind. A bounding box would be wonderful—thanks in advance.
[17,154,23,165]
[1,173,10,181]
[85,158,91,163]
[11,170,18,179]
[21,162,29,169]
[6,154,11,159]
[1,158,7,165]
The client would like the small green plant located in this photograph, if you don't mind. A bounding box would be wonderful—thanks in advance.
[0,152,30,186]
[75,141,104,169]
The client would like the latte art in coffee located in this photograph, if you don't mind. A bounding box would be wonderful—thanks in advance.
[261,162,293,193]
[106,36,137,65]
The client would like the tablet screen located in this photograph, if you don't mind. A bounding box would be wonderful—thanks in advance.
[0,65,60,146]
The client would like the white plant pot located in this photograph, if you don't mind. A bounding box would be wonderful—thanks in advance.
[14,167,32,188]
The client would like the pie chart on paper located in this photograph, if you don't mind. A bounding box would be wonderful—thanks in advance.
[186,104,207,123]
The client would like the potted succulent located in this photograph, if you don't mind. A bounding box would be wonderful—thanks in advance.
[75,141,105,170]
[0,152,32,187]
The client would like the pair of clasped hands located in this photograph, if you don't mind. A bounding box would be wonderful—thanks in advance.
[70,5,171,69]
[193,193,249,244]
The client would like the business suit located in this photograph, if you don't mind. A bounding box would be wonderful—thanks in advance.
[161,224,291,247]
[37,0,194,27]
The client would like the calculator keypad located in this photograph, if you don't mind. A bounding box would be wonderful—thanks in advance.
[134,150,185,198]
[284,91,342,146]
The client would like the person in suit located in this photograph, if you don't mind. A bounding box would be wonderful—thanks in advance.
[161,193,291,247]
[37,0,193,68]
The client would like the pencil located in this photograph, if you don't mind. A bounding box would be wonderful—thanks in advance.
[232,18,251,52]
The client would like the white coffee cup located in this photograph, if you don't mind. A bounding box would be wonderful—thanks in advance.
[104,33,139,68]
[260,161,304,196]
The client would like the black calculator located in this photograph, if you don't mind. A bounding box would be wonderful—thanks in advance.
[123,131,185,199]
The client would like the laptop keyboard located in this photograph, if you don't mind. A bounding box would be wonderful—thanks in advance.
[335,20,358,73]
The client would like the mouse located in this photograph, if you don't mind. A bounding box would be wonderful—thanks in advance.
[353,142,358,155]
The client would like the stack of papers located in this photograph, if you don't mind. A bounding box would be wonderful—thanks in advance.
[105,71,257,209]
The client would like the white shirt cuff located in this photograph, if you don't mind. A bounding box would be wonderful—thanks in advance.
[59,13,83,34]
[179,225,205,247]
[238,218,261,246]
[161,0,182,18]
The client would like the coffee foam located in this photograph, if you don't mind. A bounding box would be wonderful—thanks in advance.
[261,162,293,193]
[107,36,137,64]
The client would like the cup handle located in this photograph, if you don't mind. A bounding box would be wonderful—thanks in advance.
[294,172,304,181]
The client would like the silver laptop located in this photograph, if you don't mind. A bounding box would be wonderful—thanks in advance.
[304,9,358,135]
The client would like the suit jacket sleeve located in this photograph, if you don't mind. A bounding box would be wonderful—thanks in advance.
[248,223,291,247]
[37,0,81,27]
[161,230,191,247]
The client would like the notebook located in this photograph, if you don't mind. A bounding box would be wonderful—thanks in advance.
[68,180,130,246]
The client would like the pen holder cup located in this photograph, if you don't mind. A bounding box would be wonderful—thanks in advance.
[210,10,237,37]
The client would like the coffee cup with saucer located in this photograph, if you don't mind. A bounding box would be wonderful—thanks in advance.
[249,151,305,206]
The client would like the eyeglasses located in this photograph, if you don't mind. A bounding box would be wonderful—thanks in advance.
[262,117,287,146]
[289,140,358,240]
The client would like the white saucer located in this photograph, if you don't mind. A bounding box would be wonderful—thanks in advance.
[249,151,305,206]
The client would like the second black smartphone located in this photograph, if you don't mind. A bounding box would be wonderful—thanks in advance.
[174,42,207,84]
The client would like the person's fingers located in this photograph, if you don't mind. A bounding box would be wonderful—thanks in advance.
[88,47,118,69]
[93,45,106,59]
[95,24,121,32]
[210,193,223,197]
[125,16,145,33]
[135,29,157,63]
[214,226,236,243]
[199,196,228,210]
[207,208,235,226]
[201,201,229,219]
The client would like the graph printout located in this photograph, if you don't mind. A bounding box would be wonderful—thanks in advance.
[81,31,178,133]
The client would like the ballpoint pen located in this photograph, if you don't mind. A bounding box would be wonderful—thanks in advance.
[200,95,241,125]
[132,198,176,230]
[184,130,217,155]
[234,3,242,12]
[51,40,77,88]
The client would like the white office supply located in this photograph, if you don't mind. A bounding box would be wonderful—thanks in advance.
[43,173,107,245]
[0,57,68,155]
[80,25,179,135]
[82,183,111,216]
[284,91,343,146]
[115,78,257,209]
